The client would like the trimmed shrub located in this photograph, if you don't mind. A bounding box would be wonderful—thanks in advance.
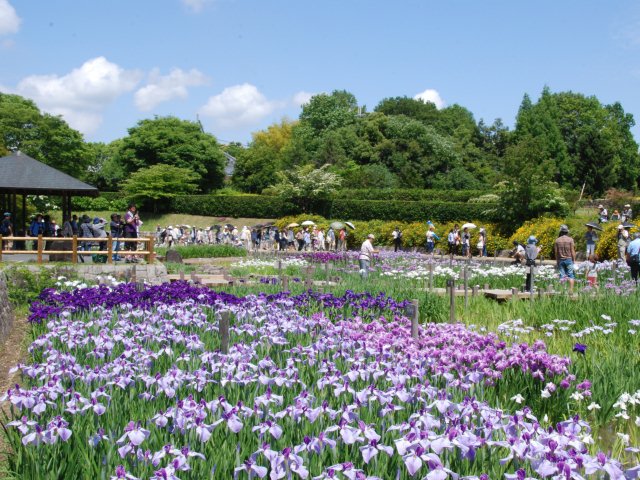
[509,218,565,259]
[333,189,487,202]
[156,244,247,259]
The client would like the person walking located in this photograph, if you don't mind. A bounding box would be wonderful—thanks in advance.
[392,226,402,252]
[358,234,378,279]
[554,224,576,294]
[461,227,471,258]
[584,225,598,258]
[626,232,640,285]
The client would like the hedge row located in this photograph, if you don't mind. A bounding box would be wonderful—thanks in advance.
[170,195,299,219]
[166,195,498,223]
[333,189,488,202]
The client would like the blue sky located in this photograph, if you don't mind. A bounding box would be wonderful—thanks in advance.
[2,0,640,145]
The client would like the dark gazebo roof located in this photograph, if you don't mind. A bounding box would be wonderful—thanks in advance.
[0,152,98,196]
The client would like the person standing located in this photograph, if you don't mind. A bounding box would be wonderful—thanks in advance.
[392,226,402,252]
[598,205,608,223]
[123,204,140,263]
[477,227,487,257]
[327,227,335,251]
[617,225,630,263]
[110,213,123,261]
[626,232,640,285]
[0,212,13,251]
[461,227,471,258]
[554,224,576,294]
[338,228,346,252]
[426,226,436,254]
[584,225,598,258]
[524,236,540,292]
[622,204,633,223]
[358,234,378,279]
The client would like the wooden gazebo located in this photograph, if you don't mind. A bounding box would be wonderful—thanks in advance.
[0,152,98,231]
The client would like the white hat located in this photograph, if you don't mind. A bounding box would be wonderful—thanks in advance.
[598,204,604,209]
[625,204,631,208]
[618,225,624,229]
[168,225,173,229]
[367,234,375,239]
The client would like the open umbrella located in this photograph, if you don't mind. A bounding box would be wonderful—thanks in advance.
[182,225,191,229]
[287,223,300,228]
[461,223,477,230]
[301,220,315,226]
[622,222,637,229]
[584,222,603,231]
[226,224,235,229]
[345,222,355,230]
[330,221,345,230]
[254,224,264,228]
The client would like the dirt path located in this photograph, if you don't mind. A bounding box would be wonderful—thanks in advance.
[0,314,30,407]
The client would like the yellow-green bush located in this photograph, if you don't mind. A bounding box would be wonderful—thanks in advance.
[595,223,638,260]
[274,215,509,253]
[509,218,565,259]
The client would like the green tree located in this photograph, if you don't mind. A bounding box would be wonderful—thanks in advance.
[299,90,359,133]
[0,93,90,176]
[84,140,126,191]
[122,164,201,212]
[497,136,569,231]
[232,120,294,193]
[272,164,342,212]
[118,116,225,192]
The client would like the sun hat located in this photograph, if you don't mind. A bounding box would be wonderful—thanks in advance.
[3,212,10,216]
[367,234,375,239]
[618,225,624,229]
[598,204,604,208]
[527,235,538,244]
[625,204,631,208]
[559,224,569,233]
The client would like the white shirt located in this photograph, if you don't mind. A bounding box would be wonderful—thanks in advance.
[359,239,375,261]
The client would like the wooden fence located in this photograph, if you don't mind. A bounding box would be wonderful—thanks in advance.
[0,235,155,264]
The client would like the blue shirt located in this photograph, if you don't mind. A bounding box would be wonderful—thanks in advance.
[628,238,640,256]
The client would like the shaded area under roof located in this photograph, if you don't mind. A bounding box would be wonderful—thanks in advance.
[0,152,98,196]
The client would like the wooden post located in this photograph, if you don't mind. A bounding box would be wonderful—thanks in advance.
[529,265,535,302]
[472,285,479,297]
[37,234,43,264]
[0,235,3,262]
[493,250,497,267]
[147,236,154,263]
[410,299,419,339]
[179,271,185,281]
[282,275,289,291]
[71,235,78,264]
[219,311,230,354]
[107,236,113,264]
[447,278,455,323]
[484,283,489,291]
[463,266,469,309]
[277,259,282,277]
[511,287,518,301]
[428,263,434,292]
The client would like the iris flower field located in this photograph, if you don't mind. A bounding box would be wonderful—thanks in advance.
[1,251,639,479]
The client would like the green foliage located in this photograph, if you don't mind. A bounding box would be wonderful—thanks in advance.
[594,223,640,261]
[170,195,298,218]
[0,93,90,176]
[72,192,129,212]
[2,266,67,311]
[157,244,247,259]
[272,164,342,212]
[122,164,200,212]
[118,116,226,192]
[497,136,570,231]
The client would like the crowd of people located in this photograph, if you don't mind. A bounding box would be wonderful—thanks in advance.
[154,223,351,253]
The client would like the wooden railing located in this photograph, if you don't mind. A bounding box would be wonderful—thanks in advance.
[0,235,155,264]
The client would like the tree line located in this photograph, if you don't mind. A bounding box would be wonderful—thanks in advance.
[1,87,639,211]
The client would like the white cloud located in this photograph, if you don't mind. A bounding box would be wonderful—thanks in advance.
[292,91,314,107]
[199,83,282,127]
[0,0,20,36]
[181,0,210,12]
[414,88,445,109]
[134,68,209,111]
[12,56,141,134]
